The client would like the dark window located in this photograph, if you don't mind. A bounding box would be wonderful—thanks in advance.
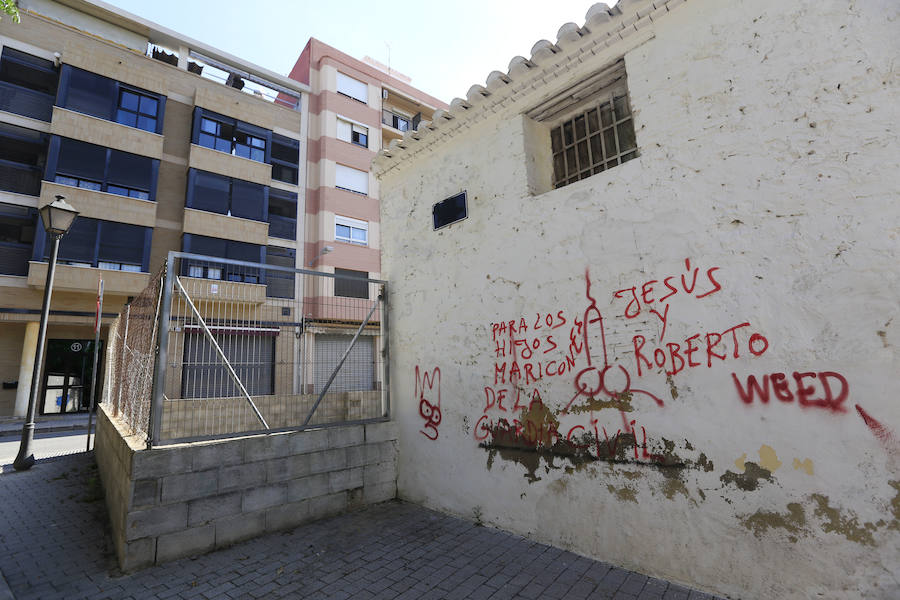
[51,137,157,201]
[382,110,410,132]
[267,189,297,240]
[58,65,165,134]
[116,89,159,132]
[46,216,150,271]
[181,333,274,399]
[186,169,266,222]
[270,134,299,185]
[182,234,263,284]
[433,192,467,230]
[0,202,37,275]
[353,130,368,147]
[62,67,117,121]
[0,47,58,121]
[193,108,269,164]
[0,122,47,196]
[334,268,369,299]
[266,246,295,299]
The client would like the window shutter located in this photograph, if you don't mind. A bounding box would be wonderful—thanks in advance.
[190,170,230,215]
[230,179,265,221]
[335,164,368,195]
[56,138,106,181]
[336,73,367,104]
[336,118,352,143]
[107,149,153,191]
[99,221,145,265]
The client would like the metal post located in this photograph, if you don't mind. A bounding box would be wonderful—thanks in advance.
[85,279,104,451]
[148,252,175,447]
[380,283,391,419]
[13,237,60,471]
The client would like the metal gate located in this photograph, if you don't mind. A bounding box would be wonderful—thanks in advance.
[131,250,390,445]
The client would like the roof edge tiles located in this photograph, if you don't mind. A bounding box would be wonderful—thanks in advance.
[372,0,683,175]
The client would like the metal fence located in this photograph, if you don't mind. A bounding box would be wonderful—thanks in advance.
[101,251,389,446]
[102,266,164,441]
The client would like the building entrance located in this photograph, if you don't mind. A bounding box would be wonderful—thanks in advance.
[40,339,101,415]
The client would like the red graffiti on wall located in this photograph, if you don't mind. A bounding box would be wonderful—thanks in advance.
[564,268,664,414]
[613,258,722,342]
[732,371,849,413]
[415,366,441,440]
[855,404,898,448]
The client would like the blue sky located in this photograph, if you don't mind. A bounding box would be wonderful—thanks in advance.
[103,0,616,103]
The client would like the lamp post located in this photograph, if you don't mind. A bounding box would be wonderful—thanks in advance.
[13,196,79,471]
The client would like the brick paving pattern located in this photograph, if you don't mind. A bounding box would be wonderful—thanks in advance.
[0,454,726,599]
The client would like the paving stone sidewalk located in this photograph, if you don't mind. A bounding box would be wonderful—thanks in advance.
[0,453,725,599]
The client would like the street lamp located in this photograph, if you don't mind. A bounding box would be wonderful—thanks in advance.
[307,245,333,267]
[14,196,78,471]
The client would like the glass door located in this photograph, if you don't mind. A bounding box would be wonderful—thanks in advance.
[40,339,101,415]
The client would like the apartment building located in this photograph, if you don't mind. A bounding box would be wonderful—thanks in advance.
[0,0,307,417]
[286,40,446,392]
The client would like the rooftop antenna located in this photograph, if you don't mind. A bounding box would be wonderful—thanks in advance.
[385,41,391,76]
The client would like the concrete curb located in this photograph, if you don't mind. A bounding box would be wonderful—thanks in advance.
[0,424,89,439]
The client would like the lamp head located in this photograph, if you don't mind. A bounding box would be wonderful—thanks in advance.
[39,196,79,238]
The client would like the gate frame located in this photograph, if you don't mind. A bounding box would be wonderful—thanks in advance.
[148,250,390,447]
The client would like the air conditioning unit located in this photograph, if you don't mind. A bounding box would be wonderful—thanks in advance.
[382,89,389,100]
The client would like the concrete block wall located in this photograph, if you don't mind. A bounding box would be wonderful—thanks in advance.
[95,404,397,571]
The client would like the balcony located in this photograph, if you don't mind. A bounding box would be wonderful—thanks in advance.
[41,182,157,228]
[50,107,164,159]
[188,144,271,186]
[0,241,32,276]
[177,276,267,305]
[27,261,149,294]
[0,81,55,122]
[267,214,297,241]
[183,208,269,245]
[0,160,42,197]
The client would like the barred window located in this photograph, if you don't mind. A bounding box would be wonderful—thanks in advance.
[528,59,637,191]
[550,92,636,189]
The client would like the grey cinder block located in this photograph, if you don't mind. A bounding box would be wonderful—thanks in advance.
[219,463,265,492]
[329,467,364,493]
[188,491,242,527]
[289,428,329,454]
[161,469,218,503]
[132,447,193,479]
[156,524,215,563]
[266,453,311,483]
[287,473,330,502]
[265,500,310,532]
[215,511,266,548]
[309,447,347,474]
[125,503,188,541]
[365,421,398,444]
[327,426,364,449]
[243,433,292,462]
[132,479,159,508]
[242,484,287,512]
[192,440,243,471]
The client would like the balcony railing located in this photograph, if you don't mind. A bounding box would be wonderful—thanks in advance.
[267,214,297,240]
[0,241,32,276]
[0,81,55,122]
[0,161,43,196]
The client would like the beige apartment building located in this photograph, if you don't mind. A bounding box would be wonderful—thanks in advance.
[0,0,307,418]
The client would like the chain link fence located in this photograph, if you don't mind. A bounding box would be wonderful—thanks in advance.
[102,251,389,446]
[101,266,163,441]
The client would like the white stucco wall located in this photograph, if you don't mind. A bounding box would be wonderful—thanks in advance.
[377,1,899,598]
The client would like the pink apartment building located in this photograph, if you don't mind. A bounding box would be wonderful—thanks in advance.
[289,38,446,292]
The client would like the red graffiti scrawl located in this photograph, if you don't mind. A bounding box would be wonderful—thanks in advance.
[416,366,442,440]
[855,404,898,449]
[564,269,664,414]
